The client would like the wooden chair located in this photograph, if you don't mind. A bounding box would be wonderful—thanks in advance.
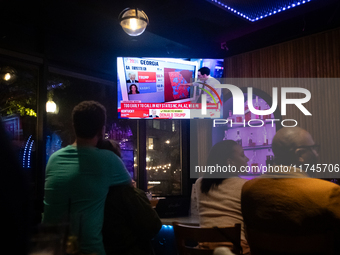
[245,227,335,255]
[173,221,242,255]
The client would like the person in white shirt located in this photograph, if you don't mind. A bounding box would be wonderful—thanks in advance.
[196,67,221,104]
[195,140,250,255]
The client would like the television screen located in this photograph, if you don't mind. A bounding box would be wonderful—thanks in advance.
[117,57,224,119]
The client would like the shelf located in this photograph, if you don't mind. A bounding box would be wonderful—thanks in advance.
[242,145,272,151]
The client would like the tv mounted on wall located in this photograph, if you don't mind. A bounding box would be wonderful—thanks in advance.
[117,57,224,119]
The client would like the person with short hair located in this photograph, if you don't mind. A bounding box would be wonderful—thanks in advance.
[149,109,159,118]
[126,73,138,83]
[43,101,131,255]
[242,127,340,235]
[195,67,221,104]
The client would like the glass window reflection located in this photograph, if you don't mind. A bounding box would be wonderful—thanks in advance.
[146,119,182,196]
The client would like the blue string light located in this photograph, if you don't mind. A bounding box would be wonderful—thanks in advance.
[210,0,313,22]
[27,140,34,168]
[22,135,32,168]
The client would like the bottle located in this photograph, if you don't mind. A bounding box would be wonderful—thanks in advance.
[266,148,274,168]
[263,105,268,121]
[248,132,254,146]
[262,127,268,145]
[235,115,243,123]
[250,150,259,174]
[228,110,234,123]
[235,130,242,146]
[223,130,228,140]
[245,100,251,122]
[254,96,259,119]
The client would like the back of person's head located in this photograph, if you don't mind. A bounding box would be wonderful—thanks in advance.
[198,67,210,76]
[206,140,237,166]
[201,140,238,194]
[272,127,318,165]
[97,139,121,158]
[72,101,106,139]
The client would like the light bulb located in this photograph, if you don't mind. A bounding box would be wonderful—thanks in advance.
[4,73,11,81]
[129,18,137,31]
[46,100,57,113]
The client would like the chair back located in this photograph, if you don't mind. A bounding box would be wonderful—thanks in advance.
[173,221,242,255]
[245,227,334,255]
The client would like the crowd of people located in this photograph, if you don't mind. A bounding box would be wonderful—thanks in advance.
[1,99,339,255]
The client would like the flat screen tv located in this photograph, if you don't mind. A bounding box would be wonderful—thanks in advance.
[117,57,224,119]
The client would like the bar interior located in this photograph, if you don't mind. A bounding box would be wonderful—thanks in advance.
[1,0,340,254]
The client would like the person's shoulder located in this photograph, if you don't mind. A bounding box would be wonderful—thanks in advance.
[241,177,264,192]
[207,76,219,83]
[228,177,248,185]
[301,178,340,193]
[48,145,73,159]
[96,149,128,170]
[95,148,120,160]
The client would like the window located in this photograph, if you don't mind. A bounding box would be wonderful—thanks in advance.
[0,59,39,208]
[146,120,181,196]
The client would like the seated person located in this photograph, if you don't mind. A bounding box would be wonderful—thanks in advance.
[242,127,340,237]
[97,139,162,255]
[43,101,132,255]
[195,140,250,255]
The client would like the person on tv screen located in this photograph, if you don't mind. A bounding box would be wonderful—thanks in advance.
[128,84,140,95]
[149,109,159,118]
[195,67,221,104]
[126,73,138,84]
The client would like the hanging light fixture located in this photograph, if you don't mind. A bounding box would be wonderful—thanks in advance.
[118,8,149,36]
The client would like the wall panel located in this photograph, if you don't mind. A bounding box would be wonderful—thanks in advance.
[223,28,340,176]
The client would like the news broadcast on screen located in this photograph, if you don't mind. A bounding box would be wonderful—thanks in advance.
[117,57,224,119]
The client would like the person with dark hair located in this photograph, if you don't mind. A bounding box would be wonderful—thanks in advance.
[195,66,221,104]
[128,84,140,94]
[195,140,250,254]
[97,139,121,157]
[43,101,131,255]
[241,127,340,239]
[97,139,162,255]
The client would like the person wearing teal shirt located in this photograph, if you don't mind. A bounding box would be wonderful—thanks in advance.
[43,101,131,255]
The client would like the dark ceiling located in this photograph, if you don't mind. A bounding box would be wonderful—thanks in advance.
[1,0,340,78]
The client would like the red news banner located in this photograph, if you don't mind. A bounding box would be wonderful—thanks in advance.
[138,72,156,83]
[120,102,219,118]
[121,102,219,109]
